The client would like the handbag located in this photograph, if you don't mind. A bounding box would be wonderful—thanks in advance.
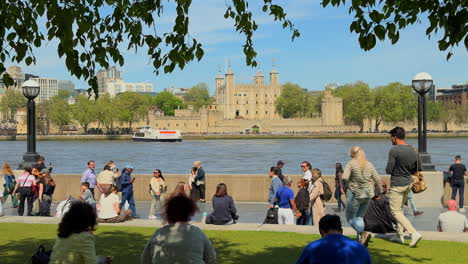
[30,245,52,264]
[411,147,428,194]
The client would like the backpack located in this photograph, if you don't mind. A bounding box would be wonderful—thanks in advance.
[114,173,123,192]
[29,245,52,264]
[263,208,278,224]
[320,180,333,202]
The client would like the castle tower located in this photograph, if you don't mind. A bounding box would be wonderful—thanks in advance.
[270,66,279,85]
[321,90,344,126]
[215,69,224,104]
[254,71,264,85]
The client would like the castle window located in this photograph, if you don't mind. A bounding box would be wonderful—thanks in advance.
[237,101,239,104]
[244,94,247,96]
[155,123,158,127]
[265,111,268,114]
[176,123,179,127]
[246,110,249,114]
[256,101,258,104]
[265,94,267,97]
[168,123,170,127]
[256,111,258,114]
[196,123,198,127]
[274,94,277,97]
[256,94,258,97]
[246,101,248,104]
[265,101,267,104]
[184,123,186,127]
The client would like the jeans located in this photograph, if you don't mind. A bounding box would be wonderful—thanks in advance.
[451,181,465,209]
[407,190,418,212]
[296,210,309,225]
[346,189,370,236]
[335,186,344,208]
[149,194,164,217]
[18,193,34,216]
[120,191,136,217]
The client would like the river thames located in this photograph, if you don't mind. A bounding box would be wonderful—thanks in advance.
[0,138,466,174]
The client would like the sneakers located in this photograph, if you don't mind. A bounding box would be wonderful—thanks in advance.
[360,232,371,247]
[409,232,423,248]
[414,210,424,216]
[148,215,157,220]
[459,208,465,213]
[389,234,404,244]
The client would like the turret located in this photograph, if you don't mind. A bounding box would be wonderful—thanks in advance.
[270,66,279,85]
[254,71,265,85]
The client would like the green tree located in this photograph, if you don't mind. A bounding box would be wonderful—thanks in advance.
[56,90,72,100]
[0,1,299,96]
[95,93,117,133]
[36,101,51,135]
[114,92,149,130]
[333,81,372,132]
[72,95,97,133]
[184,83,214,110]
[371,82,416,131]
[323,0,466,60]
[438,102,457,131]
[275,83,315,118]
[49,96,71,134]
[153,91,185,116]
[427,101,442,122]
[0,89,26,120]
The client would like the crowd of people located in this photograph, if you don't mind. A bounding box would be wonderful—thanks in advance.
[1,126,467,263]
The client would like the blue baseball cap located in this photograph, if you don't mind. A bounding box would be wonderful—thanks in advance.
[126,165,134,170]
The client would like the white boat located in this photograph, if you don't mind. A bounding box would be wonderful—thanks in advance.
[132,126,182,142]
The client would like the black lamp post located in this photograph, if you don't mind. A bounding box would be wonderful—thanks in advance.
[412,72,436,171]
[18,80,41,169]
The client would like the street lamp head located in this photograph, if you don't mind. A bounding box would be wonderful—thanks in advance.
[412,72,433,94]
[22,80,40,100]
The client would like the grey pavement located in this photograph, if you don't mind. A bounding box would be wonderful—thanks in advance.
[2,199,467,233]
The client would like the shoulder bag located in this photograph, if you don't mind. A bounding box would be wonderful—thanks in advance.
[411,146,428,194]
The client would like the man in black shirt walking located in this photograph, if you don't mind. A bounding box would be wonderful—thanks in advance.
[449,155,468,212]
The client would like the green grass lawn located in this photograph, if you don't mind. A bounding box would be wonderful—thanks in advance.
[0,223,466,264]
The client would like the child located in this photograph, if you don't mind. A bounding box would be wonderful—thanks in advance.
[80,182,96,210]
[295,178,310,225]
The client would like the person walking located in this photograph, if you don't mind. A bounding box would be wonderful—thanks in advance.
[386,126,423,247]
[335,163,346,211]
[276,160,286,183]
[188,167,198,201]
[268,167,283,208]
[274,177,300,225]
[343,146,382,247]
[309,169,326,226]
[301,161,313,193]
[12,166,36,216]
[38,169,56,216]
[2,163,18,208]
[81,160,97,196]
[120,165,137,217]
[193,161,206,203]
[148,169,166,219]
[448,155,467,212]
[407,190,424,216]
[295,178,310,225]
[96,165,115,195]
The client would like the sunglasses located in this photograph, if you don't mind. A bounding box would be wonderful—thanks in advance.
[153,172,159,174]
[300,166,306,168]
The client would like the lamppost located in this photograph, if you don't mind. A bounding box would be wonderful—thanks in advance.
[18,80,41,169]
[412,72,435,171]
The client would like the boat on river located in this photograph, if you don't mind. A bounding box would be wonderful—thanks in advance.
[132,126,182,142]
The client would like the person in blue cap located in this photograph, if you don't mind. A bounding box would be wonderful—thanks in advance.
[120,165,136,217]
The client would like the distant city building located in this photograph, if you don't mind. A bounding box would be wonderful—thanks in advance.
[437,83,468,105]
[30,78,59,102]
[164,87,190,99]
[308,90,322,97]
[117,91,158,97]
[58,80,75,92]
[96,66,153,97]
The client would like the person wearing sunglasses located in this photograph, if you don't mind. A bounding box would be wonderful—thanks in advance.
[149,169,166,219]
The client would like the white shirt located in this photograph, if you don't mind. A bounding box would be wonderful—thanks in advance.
[303,170,313,193]
[98,193,119,219]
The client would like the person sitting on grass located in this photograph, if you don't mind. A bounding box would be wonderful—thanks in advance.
[97,185,132,223]
[80,182,96,210]
[50,201,112,264]
[206,183,238,225]
[141,195,216,264]
[296,214,372,264]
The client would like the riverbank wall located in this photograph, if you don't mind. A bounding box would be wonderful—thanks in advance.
[1,132,468,141]
[32,173,463,207]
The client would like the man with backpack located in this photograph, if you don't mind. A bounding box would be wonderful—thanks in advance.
[274,176,301,225]
[120,165,136,218]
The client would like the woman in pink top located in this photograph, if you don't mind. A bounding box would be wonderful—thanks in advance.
[12,166,36,216]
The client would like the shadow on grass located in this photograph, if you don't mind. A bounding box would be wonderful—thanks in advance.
[212,237,432,264]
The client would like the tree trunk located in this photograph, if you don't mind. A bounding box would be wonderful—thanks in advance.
[374,118,381,132]
[359,120,364,132]
[83,124,88,134]
[443,122,448,132]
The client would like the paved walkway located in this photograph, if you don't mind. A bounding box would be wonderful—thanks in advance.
[2,201,467,243]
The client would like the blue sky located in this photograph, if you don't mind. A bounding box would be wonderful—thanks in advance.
[15,0,468,94]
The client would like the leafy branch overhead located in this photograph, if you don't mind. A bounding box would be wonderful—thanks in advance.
[0,0,299,97]
[322,0,467,60]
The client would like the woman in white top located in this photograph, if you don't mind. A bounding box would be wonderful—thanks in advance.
[148,169,166,219]
[12,166,36,216]
[141,195,216,264]
[96,165,115,195]
[97,185,132,223]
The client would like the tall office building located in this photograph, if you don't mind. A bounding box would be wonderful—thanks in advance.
[31,78,59,102]
[96,66,153,97]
